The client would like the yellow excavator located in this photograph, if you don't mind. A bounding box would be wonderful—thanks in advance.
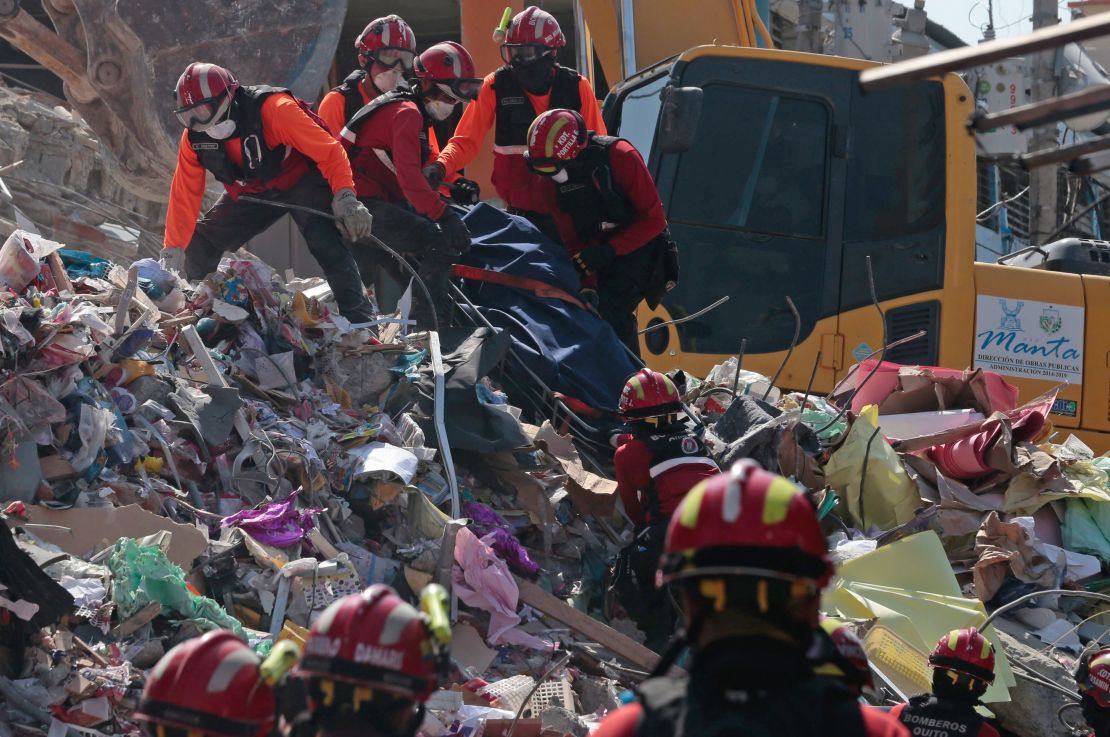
[577,1,1110,452]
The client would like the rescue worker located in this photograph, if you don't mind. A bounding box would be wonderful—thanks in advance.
[592,461,909,737]
[338,42,480,329]
[812,617,875,700]
[134,630,279,737]
[613,368,718,651]
[162,62,375,323]
[424,6,606,241]
[524,108,678,357]
[889,628,1001,737]
[296,584,449,737]
[1076,646,1110,737]
[317,15,417,136]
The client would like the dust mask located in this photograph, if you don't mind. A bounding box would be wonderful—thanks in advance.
[425,100,455,121]
[374,69,407,93]
[551,168,569,183]
[204,118,237,140]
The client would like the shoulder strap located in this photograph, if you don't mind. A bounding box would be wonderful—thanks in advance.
[551,65,583,110]
[341,88,419,143]
[335,69,369,126]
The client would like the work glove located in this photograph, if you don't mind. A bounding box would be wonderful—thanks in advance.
[423,162,446,190]
[450,178,481,206]
[331,188,374,242]
[160,246,185,274]
[572,243,615,278]
[438,209,471,255]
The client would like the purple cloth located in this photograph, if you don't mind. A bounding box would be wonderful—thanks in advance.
[221,490,320,547]
[463,501,540,578]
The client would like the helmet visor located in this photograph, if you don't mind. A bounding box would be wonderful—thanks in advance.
[500,44,551,66]
[369,47,416,70]
[525,154,562,176]
[174,92,229,130]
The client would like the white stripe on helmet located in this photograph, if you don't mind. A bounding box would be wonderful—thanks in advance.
[198,64,214,99]
[207,648,258,694]
[379,600,420,646]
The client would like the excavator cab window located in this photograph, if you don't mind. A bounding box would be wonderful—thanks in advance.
[611,75,668,158]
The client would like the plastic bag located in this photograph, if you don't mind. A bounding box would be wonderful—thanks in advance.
[108,538,245,636]
[824,405,921,531]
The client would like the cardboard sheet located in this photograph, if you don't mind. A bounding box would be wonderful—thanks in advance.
[23,504,207,568]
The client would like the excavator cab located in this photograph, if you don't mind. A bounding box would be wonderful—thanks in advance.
[606,46,977,397]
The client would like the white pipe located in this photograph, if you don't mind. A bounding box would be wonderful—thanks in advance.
[621,0,637,79]
[428,331,461,519]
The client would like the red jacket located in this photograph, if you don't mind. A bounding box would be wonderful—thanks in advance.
[614,435,719,528]
[544,140,667,287]
[339,97,446,221]
[592,702,909,737]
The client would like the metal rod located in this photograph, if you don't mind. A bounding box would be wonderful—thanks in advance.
[429,330,461,519]
[859,12,1110,92]
[973,83,1110,132]
[1041,186,1110,242]
[1021,133,1110,169]
[637,296,730,334]
[730,337,749,396]
[981,588,1110,631]
[763,296,800,402]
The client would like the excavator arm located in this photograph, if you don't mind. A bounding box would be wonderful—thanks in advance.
[0,0,347,201]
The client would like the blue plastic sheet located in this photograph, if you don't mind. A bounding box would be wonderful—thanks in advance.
[457,205,637,411]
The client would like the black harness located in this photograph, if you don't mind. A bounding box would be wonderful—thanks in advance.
[341,87,431,172]
[491,65,581,148]
[187,85,292,186]
[633,674,868,737]
[897,695,985,737]
[333,69,369,125]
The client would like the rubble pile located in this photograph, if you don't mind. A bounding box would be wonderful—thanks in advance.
[0,225,1106,737]
[0,229,640,737]
[0,79,164,263]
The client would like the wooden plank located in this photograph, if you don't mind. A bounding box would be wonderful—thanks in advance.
[114,267,138,336]
[973,84,1110,132]
[860,12,1110,91]
[111,602,161,638]
[515,577,668,673]
[1021,133,1110,169]
[46,251,73,293]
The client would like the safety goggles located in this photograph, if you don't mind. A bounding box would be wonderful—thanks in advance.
[524,153,562,175]
[433,77,482,102]
[500,44,553,66]
[364,47,416,70]
[173,91,230,131]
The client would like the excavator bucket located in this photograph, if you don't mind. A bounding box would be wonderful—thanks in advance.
[0,0,348,200]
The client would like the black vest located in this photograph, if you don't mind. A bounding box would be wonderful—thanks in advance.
[636,427,715,519]
[898,695,984,737]
[492,65,582,147]
[342,87,431,169]
[187,85,289,186]
[334,69,369,125]
[555,135,636,243]
[633,674,868,737]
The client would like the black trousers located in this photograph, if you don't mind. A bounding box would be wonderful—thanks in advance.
[597,243,658,360]
[628,522,675,652]
[185,172,374,323]
[353,198,454,330]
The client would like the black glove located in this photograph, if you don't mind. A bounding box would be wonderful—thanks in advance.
[451,178,480,205]
[572,243,615,277]
[438,209,471,255]
[423,162,446,190]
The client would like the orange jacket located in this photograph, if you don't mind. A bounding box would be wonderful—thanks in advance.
[164,93,354,249]
[435,70,605,210]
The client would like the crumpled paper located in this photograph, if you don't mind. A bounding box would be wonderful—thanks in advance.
[824,405,920,531]
[972,512,1060,602]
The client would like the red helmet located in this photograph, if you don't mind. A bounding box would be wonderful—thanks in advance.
[355,15,417,71]
[136,630,275,737]
[297,585,439,701]
[174,63,238,131]
[1079,648,1110,707]
[414,41,481,102]
[501,6,565,65]
[928,627,996,685]
[661,460,832,587]
[525,109,587,176]
[814,618,874,691]
[617,368,682,420]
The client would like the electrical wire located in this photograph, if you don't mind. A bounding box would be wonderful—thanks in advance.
[977,186,1030,221]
